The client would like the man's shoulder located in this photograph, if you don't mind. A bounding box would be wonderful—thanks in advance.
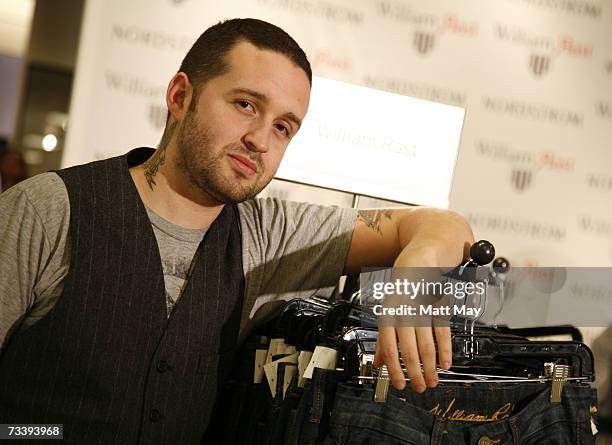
[17,171,64,190]
[15,171,66,198]
[237,197,321,222]
[237,196,357,233]
[237,196,333,213]
[238,196,356,216]
[2,172,69,216]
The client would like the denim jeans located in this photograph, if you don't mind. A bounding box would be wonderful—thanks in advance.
[266,366,302,444]
[285,368,340,445]
[255,358,297,444]
[322,381,598,444]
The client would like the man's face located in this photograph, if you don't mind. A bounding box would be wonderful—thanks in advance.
[174,41,311,203]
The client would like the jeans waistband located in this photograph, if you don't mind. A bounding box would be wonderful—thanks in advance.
[328,381,596,444]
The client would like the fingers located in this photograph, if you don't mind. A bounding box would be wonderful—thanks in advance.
[376,326,406,390]
[375,325,451,393]
[415,327,437,388]
[434,326,452,371]
[373,336,383,368]
[397,326,426,393]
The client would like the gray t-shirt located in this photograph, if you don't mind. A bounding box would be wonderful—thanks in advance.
[0,172,357,348]
[145,206,206,316]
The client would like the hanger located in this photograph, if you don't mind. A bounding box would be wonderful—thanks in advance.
[272,298,333,343]
[335,240,595,404]
[340,343,592,404]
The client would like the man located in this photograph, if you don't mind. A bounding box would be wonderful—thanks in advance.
[0,18,473,443]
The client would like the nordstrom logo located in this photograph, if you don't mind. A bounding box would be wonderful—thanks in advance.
[505,0,602,18]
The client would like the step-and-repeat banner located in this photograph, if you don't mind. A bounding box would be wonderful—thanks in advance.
[63,0,612,267]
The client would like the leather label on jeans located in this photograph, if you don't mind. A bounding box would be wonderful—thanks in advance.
[429,398,512,422]
[297,351,313,388]
[265,338,285,364]
[264,353,299,397]
[254,349,268,384]
[303,346,337,379]
[477,437,501,445]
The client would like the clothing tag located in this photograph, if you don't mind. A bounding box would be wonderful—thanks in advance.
[280,343,297,356]
[297,351,313,388]
[264,353,299,398]
[303,346,337,379]
[264,361,279,397]
[279,352,299,365]
[591,416,598,435]
[283,364,298,399]
[266,338,285,364]
[254,349,268,384]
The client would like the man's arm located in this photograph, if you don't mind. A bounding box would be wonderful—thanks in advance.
[344,207,474,392]
[0,173,70,351]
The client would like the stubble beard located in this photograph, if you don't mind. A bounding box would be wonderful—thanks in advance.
[175,110,268,204]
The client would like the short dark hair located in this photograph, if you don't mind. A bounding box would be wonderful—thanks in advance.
[179,18,312,98]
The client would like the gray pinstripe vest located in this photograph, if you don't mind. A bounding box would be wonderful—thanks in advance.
[0,148,245,444]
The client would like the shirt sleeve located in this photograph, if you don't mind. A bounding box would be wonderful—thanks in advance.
[0,173,70,350]
[237,197,357,328]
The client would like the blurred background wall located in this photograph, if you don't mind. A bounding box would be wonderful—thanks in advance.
[1,0,611,439]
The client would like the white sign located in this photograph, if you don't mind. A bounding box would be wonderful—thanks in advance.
[277,76,465,208]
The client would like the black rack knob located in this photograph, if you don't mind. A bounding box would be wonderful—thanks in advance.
[469,240,495,266]
[492,257,510,273]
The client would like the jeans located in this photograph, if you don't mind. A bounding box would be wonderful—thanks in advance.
[252,356,296,444]
[267,366,302,444]
[285,368,340,445]
[322,381,598,444]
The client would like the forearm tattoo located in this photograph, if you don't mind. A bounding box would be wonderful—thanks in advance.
[357,209,393,235]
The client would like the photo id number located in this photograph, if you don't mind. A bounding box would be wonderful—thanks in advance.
[0,424,63,440]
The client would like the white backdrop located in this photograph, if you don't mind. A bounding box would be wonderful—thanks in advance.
[64,0,612,268]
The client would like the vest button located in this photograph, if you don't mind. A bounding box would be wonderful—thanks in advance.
[156,360,169,372]
[149,409,163,422]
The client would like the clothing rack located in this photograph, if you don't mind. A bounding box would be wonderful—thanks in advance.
[204,241,599,444]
